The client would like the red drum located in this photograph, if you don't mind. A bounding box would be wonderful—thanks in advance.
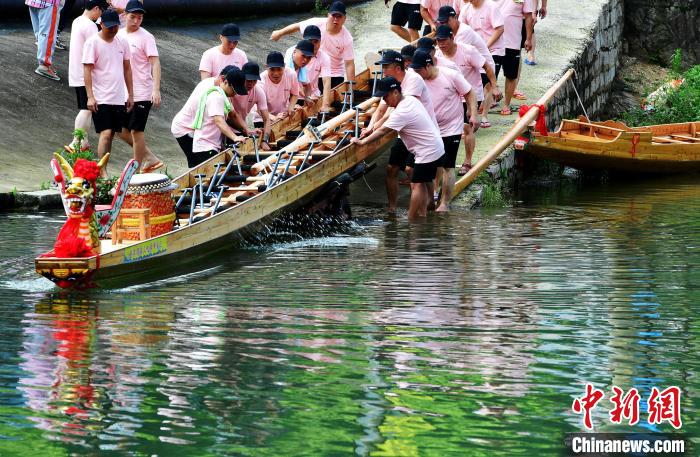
[122,173,177,240]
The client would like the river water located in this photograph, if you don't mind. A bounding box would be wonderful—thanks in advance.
[1,175,698,456]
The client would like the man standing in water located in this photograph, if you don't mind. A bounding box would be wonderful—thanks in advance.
[270,1,355,92]
[353,77,444,220]
[82,9,133,177]
[199,23,248,80]
[117,0,164,173]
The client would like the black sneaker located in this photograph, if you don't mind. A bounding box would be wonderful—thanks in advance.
[55,36,67,51]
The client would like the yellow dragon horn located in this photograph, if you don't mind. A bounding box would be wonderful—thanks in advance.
[53,153,74,180]
[97,153,110,171]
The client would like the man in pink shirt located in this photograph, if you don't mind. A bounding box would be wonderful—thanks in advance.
[191,68,249,167]
[411,50,477,211]
[82,9,133,177]
[386,0,422,43]
[300,25,333,113]
[270,1,355,91]
[199,23,248,80]
[256,51,301,123]
[283,40,314,104]
[353,77,444,220]
[235,62,272,151]
[497,0,534,115]
[459,0,504,128]
[117,0,163,173]
[67,0,107,149]
[420,0,453,35]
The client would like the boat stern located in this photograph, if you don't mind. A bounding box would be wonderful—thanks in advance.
[35,256,98,289]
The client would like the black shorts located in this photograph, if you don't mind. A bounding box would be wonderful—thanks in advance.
[93,104,126,133]
[521,18,527,49]
[422,25,432,36]
[441,134,461,169]
[388,138,409,169]
[123,101,153,132]
[190,150,219,168]
[501,48,521,80]
[411,156,442,183]
[253,121,264,129]
[75,86,88,110]
[176,134,195,167]
[318,76,345,95]
[492,55,503,78]
[391,1,423,30]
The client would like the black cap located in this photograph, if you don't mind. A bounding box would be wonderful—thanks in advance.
[225,68,248,95]
[220,65,239,76]
[242,61,261,80]
[125,0,145,13]
[266,51,285,68]
[303,25,322,41]
[400,44,416,60]
[416,37,435,51]
[100,9,120,28]
[409,50,433,69]
[376,49,404,66]
[86,0,109,10]
[375,76,401,97]
[295,39,315,57]
[436,5,457,23]
[328,1,346,15]
[221,23,240,42]
[435,25,454,40]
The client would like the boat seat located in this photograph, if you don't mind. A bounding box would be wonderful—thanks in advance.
[561,132,609,142]
[653,136,686,144]
[112,208,151,244]
[670,134,700,142]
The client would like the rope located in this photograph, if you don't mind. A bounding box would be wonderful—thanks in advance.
[571,70,590,121]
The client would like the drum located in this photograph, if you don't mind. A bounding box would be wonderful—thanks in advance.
[121,173,178,240]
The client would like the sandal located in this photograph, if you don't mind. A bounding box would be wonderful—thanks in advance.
[141,161,164,173]
[499,106,512,116]
[480,119,491,128]
[513,90,527,100]
[457,163,472,176]
[524,58,537,66]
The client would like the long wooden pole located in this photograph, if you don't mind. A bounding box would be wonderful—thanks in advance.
[451,69,575,199]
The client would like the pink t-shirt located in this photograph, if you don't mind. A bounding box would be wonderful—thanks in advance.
[232,84,268,117]
[436,42,486,101]
[258,67,300,116]
[299,18,354,78]
[423,67,471,136]
[420,0,453,21]
[402,69,438,127]
[192,90,227,153]
[383,95,444,164]
[198,46,248,78]
[118,27,158,102]
[82,34,131,105]
[172,77,214,137]
[459,0,505,56]
[452,0,468,16]
[306,49,332,97]
[498,0,534,50]
[433,55,459,72]
[68,15,98,87]
[455,22,494,70]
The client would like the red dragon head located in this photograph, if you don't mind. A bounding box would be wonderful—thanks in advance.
[54,153,109,219]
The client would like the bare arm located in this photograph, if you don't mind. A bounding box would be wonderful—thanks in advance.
[484,61,500,99]
[486,26,503,50]
[260,109,272,150]
[213,115,246,143]
[200,70,212,81]
[149,55,161,108]
[228,110,249,134]
[524,14,534,51]
[270,22,301,41]
[362,101,389,137]
[344,59,356,82]
[352,125,393,146]
[464,90,479,131]
[123,59,134,112]
[321,76,332,112]
[288,94,299,116]
[539,0,547,18]
[84,64,97,112]
[420,6,435,32]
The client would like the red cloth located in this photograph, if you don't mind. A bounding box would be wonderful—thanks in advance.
[519,104,548,136]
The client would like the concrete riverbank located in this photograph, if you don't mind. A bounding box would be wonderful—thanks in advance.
[0,0,623,208]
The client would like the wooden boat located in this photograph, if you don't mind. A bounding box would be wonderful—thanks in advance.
[35,61,397,289]
[523,116,700,173]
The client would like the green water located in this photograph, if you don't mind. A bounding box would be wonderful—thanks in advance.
[0,177,698,456]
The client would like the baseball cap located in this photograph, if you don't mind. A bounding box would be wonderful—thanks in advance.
[296,39,315,57]
[225,68,248,96]
[376,49,404,66]
[242,62,261,80]
[328,1,346,16]
[266,51,285,68]
[416,37,435,51]
[100,9,120,28]
[436,5,457,23]
[400,44,416,60]
[303,25,322,41]
[221,23,241,42]
[86,0,109,10]
[409,50,433,69]
[374,77,401,97]
[125,0,146,13]
[435,25,454,40]
[220,65,239,76]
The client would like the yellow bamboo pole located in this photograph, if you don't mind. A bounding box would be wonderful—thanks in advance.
[451,68,575,199]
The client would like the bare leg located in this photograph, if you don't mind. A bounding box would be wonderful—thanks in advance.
[97,129,114,177]
[73,109,92,148]
[504,77,517,109]
[424,182,434,214]
[119,128,160,170]
[463,124,475,167]
[386,164,401,212]
[481,83,493,125]
[408,182,427,220]
[390,24,411,42]
[437,168,455,212]
[408,28,419,42]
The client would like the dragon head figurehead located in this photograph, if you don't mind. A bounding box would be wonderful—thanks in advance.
[51,153,109,258]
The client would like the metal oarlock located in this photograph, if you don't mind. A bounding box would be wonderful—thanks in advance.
[210,185,228,215]
[354,108,361,138]
[175,187,191,212]
[216,147,242,187]
[332,130,352,153]
[206,163,224,196]
[340,80,356,114]
[188,183,199,224]
[251,134,260,163]
[194,174,206,208]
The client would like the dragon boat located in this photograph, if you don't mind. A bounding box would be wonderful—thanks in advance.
[521,117,700,173]
[35,56,396,289]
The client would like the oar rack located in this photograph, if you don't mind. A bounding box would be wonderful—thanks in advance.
[172,90,380,227]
